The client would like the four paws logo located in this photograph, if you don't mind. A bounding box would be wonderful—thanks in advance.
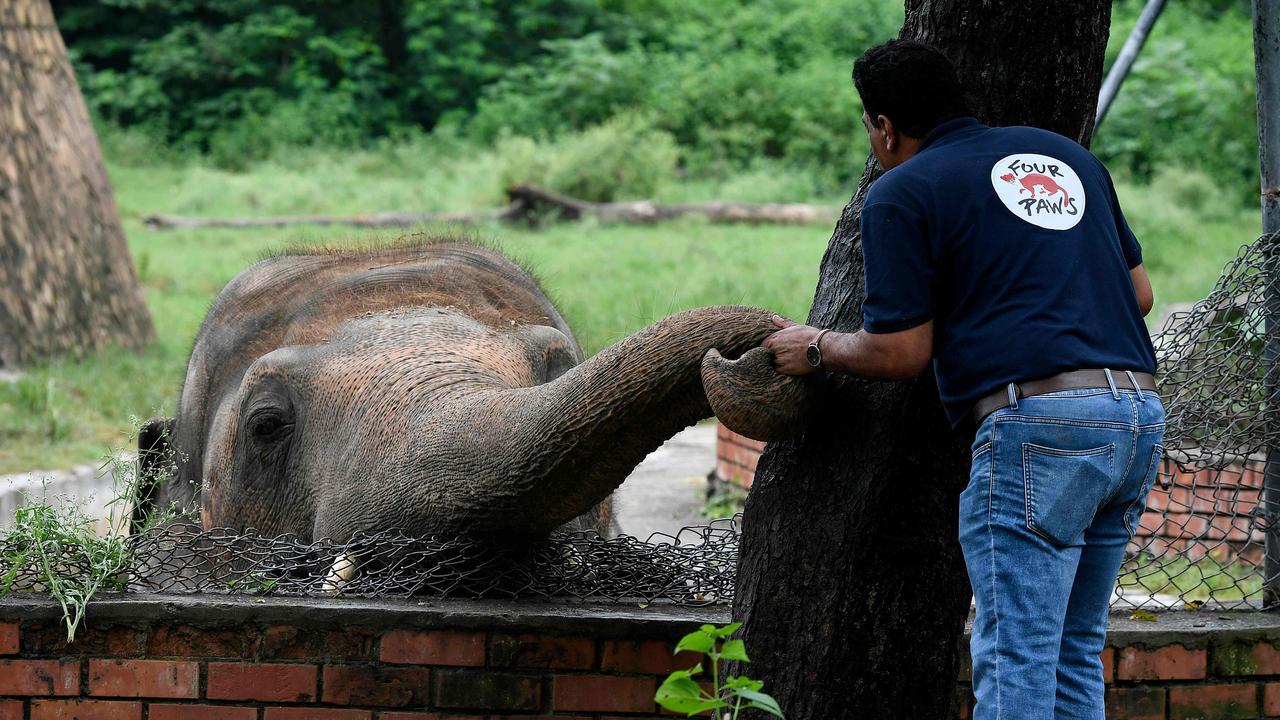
[990,153,1085,230]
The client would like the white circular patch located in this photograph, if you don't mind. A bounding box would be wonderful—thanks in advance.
[990,153,1086,230]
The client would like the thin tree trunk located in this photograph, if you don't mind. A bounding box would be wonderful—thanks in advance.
[0,1,154,369]
[732,3,1111,718]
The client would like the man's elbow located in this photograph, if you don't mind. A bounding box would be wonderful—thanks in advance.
[1139,288,1154,317]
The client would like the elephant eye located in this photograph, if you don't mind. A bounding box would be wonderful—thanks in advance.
[247,409,293,443]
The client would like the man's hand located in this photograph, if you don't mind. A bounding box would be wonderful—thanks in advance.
[762,315,821,376]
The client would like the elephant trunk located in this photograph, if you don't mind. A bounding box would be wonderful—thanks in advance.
[450,306,821,538]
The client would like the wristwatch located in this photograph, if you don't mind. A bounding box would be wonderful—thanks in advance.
[806,329,833,369]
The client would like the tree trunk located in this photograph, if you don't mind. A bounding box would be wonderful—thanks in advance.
[0,1,154,369]
[731,3,1112,718]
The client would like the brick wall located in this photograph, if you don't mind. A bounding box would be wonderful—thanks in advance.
[959,612,1280,720]
[4,595,1280,719]
[0,595,707,719]
[715,424,764,490]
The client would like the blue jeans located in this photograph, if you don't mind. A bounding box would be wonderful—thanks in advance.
[959,384,1165,720]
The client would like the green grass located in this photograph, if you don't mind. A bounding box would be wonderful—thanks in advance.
[1118,553,1262,604]
[0,142,1261,475]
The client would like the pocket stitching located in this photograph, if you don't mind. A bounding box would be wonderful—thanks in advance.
[1022,442,1115,545]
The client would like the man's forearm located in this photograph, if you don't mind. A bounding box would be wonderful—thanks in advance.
[819,329,929,380]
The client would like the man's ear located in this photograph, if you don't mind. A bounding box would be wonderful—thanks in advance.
[878,114,897,151]
[133,417,176,534]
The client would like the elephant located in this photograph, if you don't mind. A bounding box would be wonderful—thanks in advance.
[135,238,818,544]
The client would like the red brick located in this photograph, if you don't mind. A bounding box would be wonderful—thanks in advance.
[262,625,376,661]
[1135,511,1165,537]
[264,709,371,720]
[1213,639,1274,677]
[148,705,258,720]
[0,623,17,655]
[1169,683,1257,719]
[0,700,20,720]
[30,699,141,720]
[434,671,540,711]
[1246,641,1280,675]
[146,625,255,658]
[1117,644,1206,681]
[1100,647,1114,684]
[22,625,139,657]
[380,630,485,666]
[207,662,317,702]
[322,664,429,706]
[553,674,657,713]
[88,659,198,699]
[1144,488,1168,512]
[0,659,79,695]
[1242,462,1265,489]
[490,633,595,670]
[715,459,734,482]
[1105,686,1165,720]
[1265,682,1280,716]
[601,639,699,675]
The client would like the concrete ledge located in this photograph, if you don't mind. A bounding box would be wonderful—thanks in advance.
[0,593,730,636]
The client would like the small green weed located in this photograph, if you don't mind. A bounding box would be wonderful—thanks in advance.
[655,622,783,718]
[701,482,748,520]
[0,422,176,641]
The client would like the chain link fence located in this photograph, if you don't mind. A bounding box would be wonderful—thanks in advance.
[1115,232,1280,610]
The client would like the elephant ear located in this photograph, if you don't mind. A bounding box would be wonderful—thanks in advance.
[701,346,822,442]
[513,324,581,382]
[132,417,177,534]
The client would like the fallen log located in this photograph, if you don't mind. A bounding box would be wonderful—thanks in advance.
[502,183,840,225]
[140,183,840,230]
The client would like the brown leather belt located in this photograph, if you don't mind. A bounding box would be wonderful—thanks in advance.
[971,369,1157,424]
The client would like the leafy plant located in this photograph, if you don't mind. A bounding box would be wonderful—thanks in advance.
[0,492,131,642]
[701,482,747,520]
[655,622,784,719]
[0,421,177,641]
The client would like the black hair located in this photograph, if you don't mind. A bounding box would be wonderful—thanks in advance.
[853,39,969,138]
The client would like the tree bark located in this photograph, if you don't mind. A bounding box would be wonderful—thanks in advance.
[0,1,154,369]
[731,3,1112,718]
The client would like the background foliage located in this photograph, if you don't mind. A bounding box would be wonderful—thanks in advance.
[54,0,1257,195]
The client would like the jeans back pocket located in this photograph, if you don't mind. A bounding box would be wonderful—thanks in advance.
[1022,442,1116,547]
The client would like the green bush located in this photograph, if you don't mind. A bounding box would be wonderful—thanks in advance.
[60,0,1258,203]
[497,115,679,202]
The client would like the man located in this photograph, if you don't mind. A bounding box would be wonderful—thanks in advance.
[764,40,1165,720]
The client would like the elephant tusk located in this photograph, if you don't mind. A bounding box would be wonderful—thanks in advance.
[320,552,358,594]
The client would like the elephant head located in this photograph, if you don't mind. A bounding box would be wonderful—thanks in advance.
[137,240,819,543]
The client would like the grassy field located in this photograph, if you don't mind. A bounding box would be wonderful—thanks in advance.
[0,143,1261,474]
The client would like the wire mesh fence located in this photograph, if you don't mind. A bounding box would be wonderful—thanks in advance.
[1114,232,1280,610]
[0,516,742,606]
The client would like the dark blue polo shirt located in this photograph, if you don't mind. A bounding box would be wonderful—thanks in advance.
[859,116,1158,427]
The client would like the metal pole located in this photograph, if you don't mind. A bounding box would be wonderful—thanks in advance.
[1255,0,1280,608]
[1095,0,1167,131]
